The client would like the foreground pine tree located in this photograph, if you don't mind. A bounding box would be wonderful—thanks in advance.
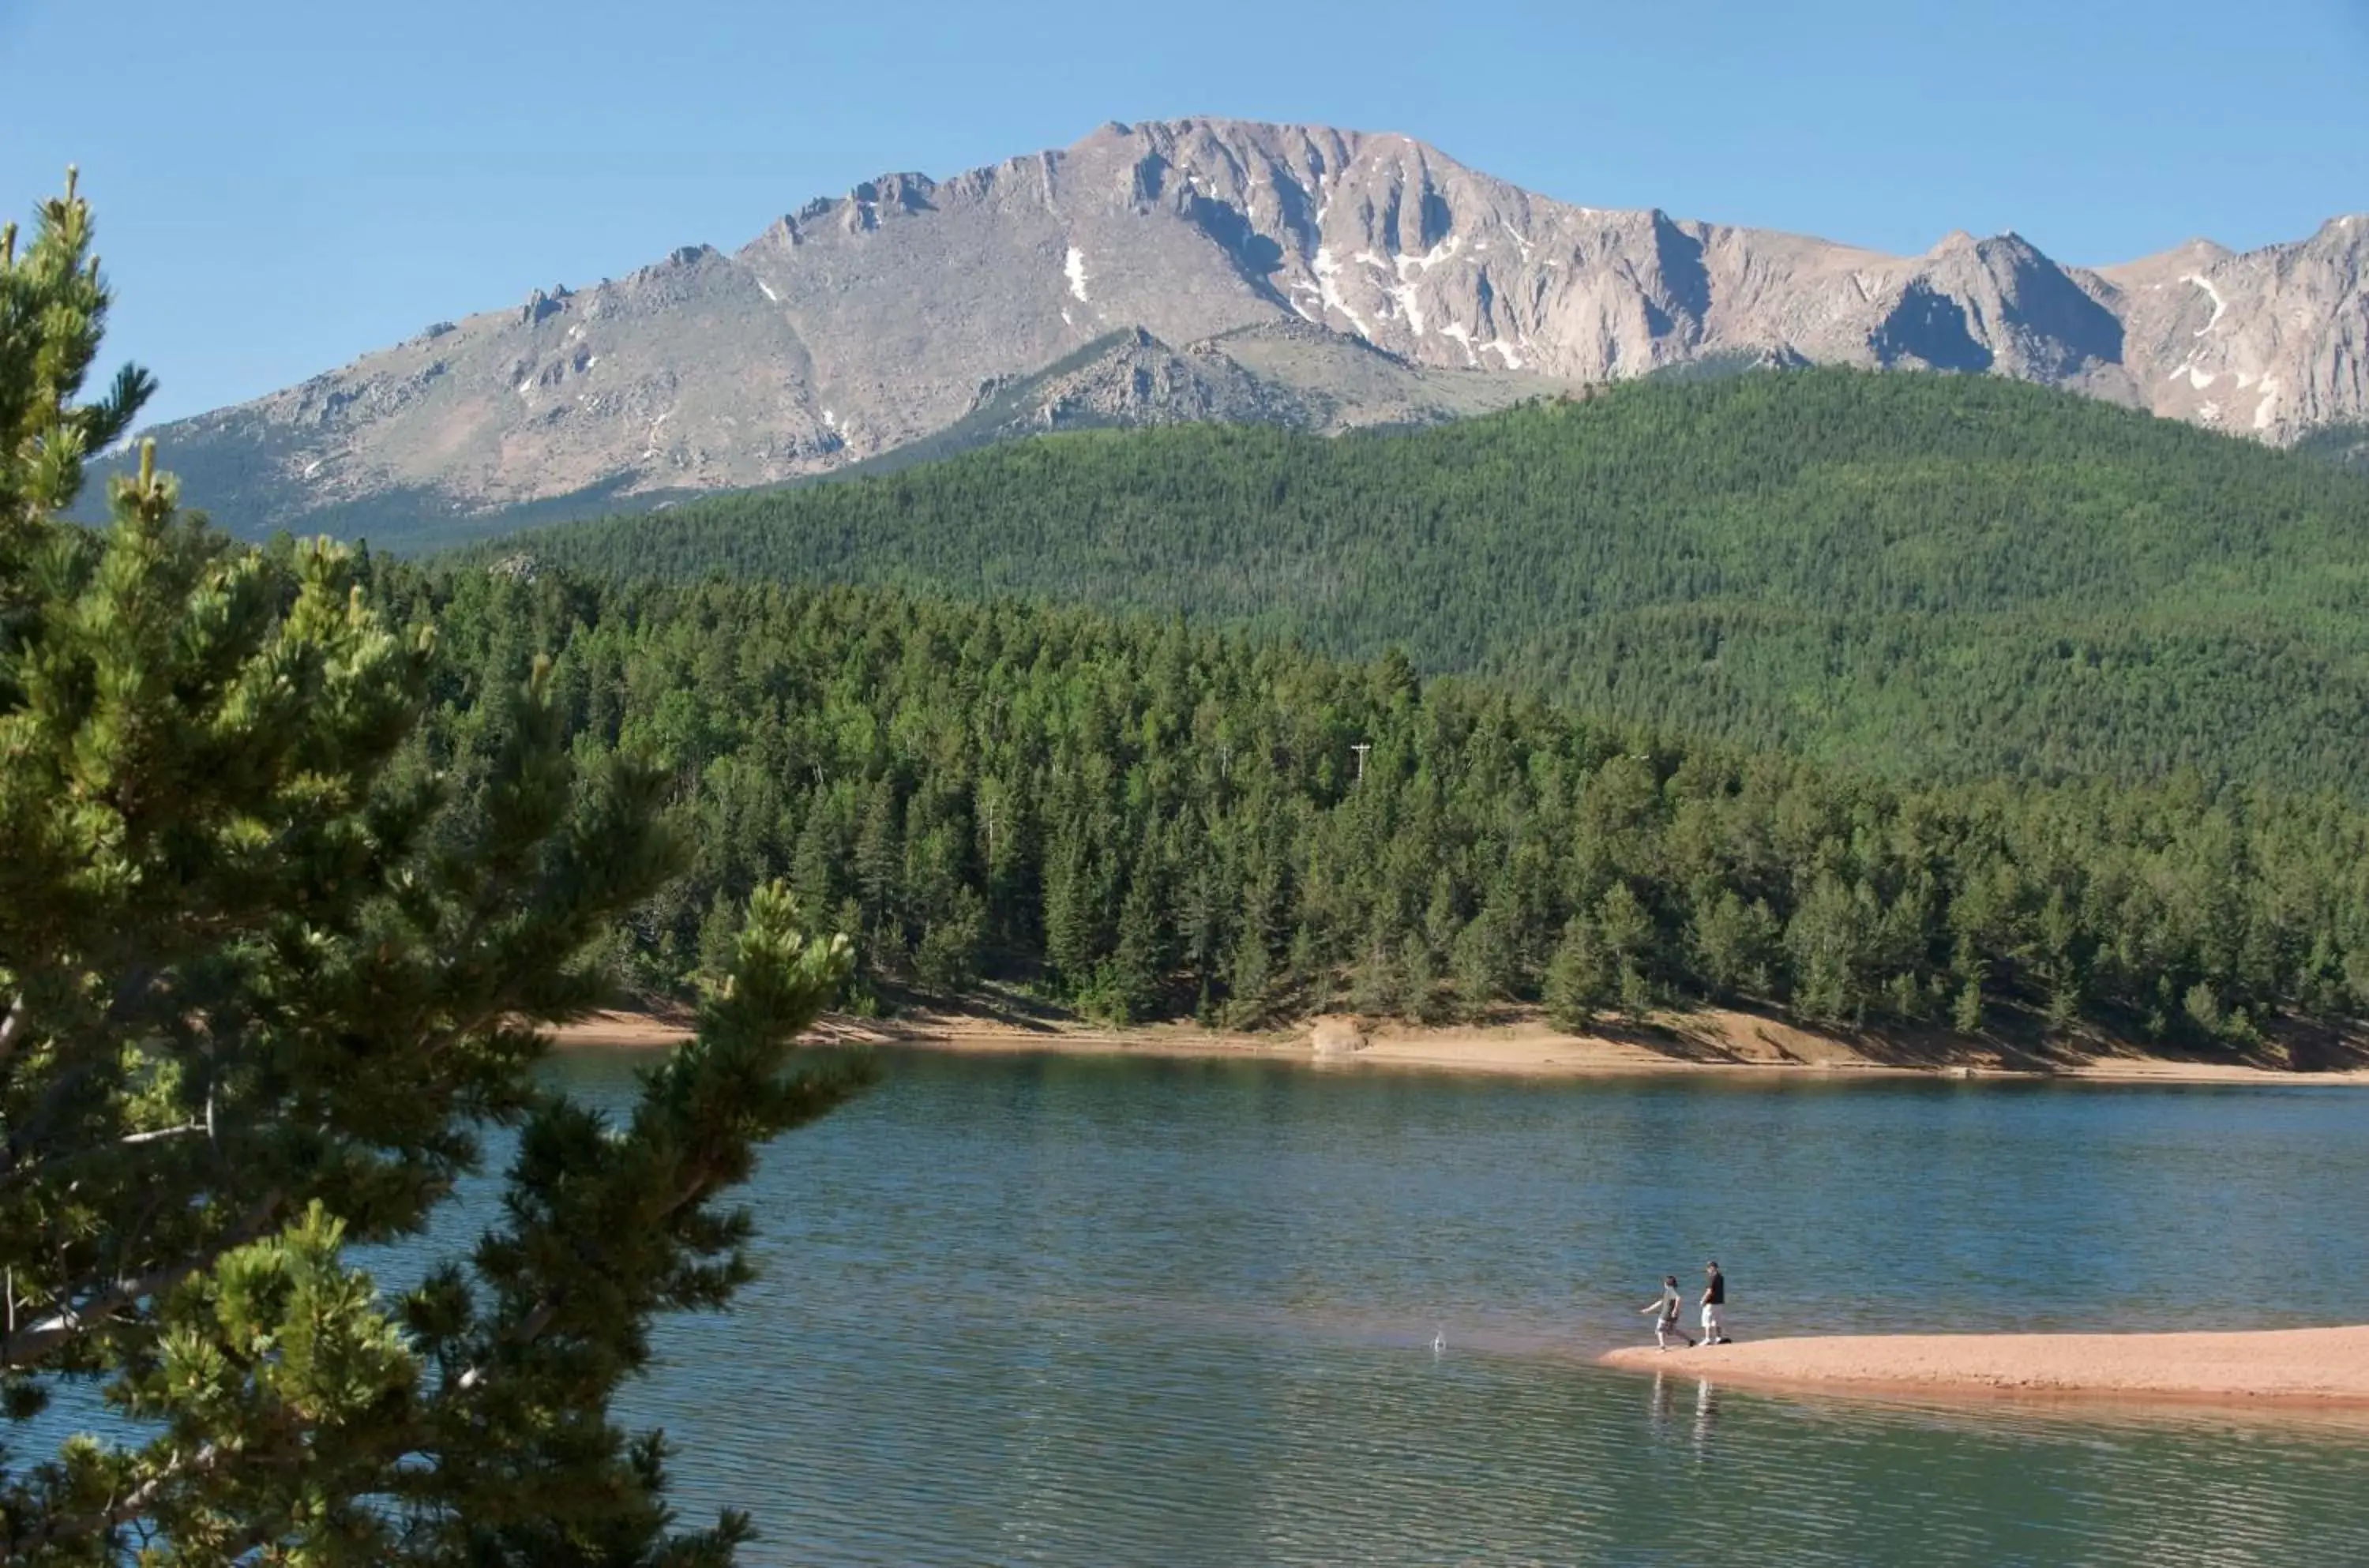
[2,176,862,1562]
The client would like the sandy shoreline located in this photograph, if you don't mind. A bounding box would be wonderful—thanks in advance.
[552,1008,2369,1087]
[1598,1326,2369,1408]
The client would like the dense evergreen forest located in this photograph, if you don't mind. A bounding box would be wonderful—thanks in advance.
[367,561,2369,1052]
[2300,421,2369,478]
[465,370,2369,793]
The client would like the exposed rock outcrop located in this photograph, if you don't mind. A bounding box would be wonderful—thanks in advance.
[122,120,2369,542]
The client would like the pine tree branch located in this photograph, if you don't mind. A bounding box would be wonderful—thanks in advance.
[115,1121,204,1147]
[3,987,525,1195]
[0,1054,105,1181]
[77,362,156,456]
[0,1187,283,1370]
[11,1425,328,1555]
[455,1041,862,1394]
[2,968,173,1177]
[0,1113,218,1195]
[453,1150,725,1394]
[8,1441,222,1553]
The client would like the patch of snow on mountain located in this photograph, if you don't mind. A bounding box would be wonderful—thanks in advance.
[1064,246,1091,303]
[2182,273,2228,334]
[1395,235,1462,278]
[1312,247,1372,339]
[1389,283,1428,337]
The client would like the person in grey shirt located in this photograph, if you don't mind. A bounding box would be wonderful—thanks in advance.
[1640,1274,1695,1349]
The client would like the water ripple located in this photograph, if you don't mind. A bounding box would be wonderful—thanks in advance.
[541,1048,2369,1566]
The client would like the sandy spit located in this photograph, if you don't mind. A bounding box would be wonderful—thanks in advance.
[550,1008,2369,1087]
[1599,1326,2369,1407]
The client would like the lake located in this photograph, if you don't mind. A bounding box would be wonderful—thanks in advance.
[539,1048,2369,1566]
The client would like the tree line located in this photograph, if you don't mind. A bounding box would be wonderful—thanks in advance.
[465,369,2369,793]
[375,562,2369,1051]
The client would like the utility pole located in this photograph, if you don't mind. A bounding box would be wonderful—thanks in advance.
[1350,742,1372,786]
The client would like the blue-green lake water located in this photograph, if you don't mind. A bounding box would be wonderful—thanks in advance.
[541,1048,2369,1567]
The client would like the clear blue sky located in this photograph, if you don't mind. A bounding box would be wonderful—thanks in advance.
[4,0,2363,424]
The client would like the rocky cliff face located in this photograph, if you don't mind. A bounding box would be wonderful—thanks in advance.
[130,119,2369,540]
[2101,218,2367,437]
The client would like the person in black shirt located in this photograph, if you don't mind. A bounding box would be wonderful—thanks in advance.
[1700,1260,1728,1345]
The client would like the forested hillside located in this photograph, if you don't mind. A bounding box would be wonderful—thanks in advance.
[471,370,2369,792]
[376,563,2369,1053]
[2302,422,2369,477]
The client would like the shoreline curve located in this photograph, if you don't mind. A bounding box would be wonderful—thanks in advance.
[551,1009,2369,1087]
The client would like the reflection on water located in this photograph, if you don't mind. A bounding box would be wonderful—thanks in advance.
[525,1052,2369,1562]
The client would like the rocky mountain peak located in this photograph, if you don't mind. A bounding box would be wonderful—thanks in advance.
[120,118,2369,540]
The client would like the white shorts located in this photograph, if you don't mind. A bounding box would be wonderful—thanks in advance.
[1701,1304,1723,1336]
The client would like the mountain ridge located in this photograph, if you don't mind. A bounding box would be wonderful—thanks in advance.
[120,118,2369,543]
